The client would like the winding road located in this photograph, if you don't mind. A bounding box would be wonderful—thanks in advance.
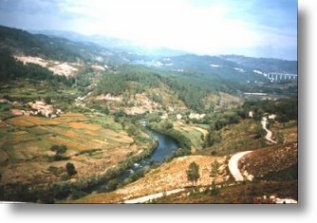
[228,116,277,182]
[228,151,253,181]
[123,116,280,203]
[261,117,277,144]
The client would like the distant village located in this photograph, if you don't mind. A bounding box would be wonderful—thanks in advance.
[0,98,62,118]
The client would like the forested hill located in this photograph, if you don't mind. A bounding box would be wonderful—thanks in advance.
[0,25,126,64]
[1,25,297,84]
[222,55,297,74]
[141,54,268,82]
[0,25,298,112]
[31,28,297,83]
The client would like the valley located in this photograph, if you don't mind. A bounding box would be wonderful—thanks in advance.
[0,25,298,204]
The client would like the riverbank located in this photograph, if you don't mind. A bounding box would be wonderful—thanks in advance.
[71,155,227,203]
[58,127,181,202]
[0,130,159,203]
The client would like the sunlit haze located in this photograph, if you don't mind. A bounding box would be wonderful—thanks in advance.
[0,0,297,59]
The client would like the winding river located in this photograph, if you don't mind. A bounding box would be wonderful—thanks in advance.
[117,128,180,183]
[81,128,180,195]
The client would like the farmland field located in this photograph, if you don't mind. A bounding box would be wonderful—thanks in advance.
[0,112,152,192]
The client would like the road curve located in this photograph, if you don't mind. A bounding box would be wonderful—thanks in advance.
[228,151,253,181]
[123,116,278,202]
[261,117,277,144]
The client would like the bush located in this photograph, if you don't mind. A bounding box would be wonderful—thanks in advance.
[276,132,285,144]
[50,145,67,154]
[100,179,119,192]
[53,154,69,161]
[162,121,173,130]
[127,125,138,136]
[66,162,77,176]
[204,131,220,148]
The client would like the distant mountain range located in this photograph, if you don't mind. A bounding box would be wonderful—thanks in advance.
[32,29,297,82]
[1,25,297,84]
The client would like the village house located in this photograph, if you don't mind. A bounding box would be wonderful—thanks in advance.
[189,113,206,120]
[160,113,168,120]
[28,100,55,117]
[26,100,62,118]
[268,114,276,120]
[11,109,24,116]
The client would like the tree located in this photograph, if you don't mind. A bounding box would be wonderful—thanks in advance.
[102,107,110,115]
[204,132,218,148]
[210,160,220,178]
[127,125,138,136]
[162,121,173,130]
[277,114,289,123]
[66,162,77,176]
[105,179,119,191]
[187,162,200,185]
[227,113,240,124]
[50,145,67,154]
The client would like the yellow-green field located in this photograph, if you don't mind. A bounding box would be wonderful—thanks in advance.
[173,121,208,151]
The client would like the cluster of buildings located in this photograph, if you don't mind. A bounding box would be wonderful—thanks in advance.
[160,112,206,121]
[1,98,62,119]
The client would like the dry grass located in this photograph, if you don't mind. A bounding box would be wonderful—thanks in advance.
[56,113,88,123]
[59,113,86,118]
[0,121,6,128]
[69,122,102,131]
[204,92,242,111]
[153,180,298,203]
[48,136,88,150]
[240,142,298,178]
[75,155,228,203]
[200,119,263,156]
[9,116,59,127]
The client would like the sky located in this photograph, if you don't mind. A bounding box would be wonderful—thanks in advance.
[0,0,297,60]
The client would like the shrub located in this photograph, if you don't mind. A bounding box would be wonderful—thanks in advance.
[187,162,200,184]
[50,145,67,154]
[204,132,220,148]
[66,162,77,176]
[54,154,69,161]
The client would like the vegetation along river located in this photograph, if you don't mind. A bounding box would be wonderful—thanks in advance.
[79,127,180,197]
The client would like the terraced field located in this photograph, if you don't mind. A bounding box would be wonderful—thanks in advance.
[0,112,146,189]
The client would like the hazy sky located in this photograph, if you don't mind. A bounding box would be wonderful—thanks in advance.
[0,0,297,60]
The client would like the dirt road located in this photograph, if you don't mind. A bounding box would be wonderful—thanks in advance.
[228,151,253,181]
[261,117,277,144]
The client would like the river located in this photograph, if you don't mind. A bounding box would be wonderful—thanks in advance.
[80,128,180,195]
[117,128,180,183]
